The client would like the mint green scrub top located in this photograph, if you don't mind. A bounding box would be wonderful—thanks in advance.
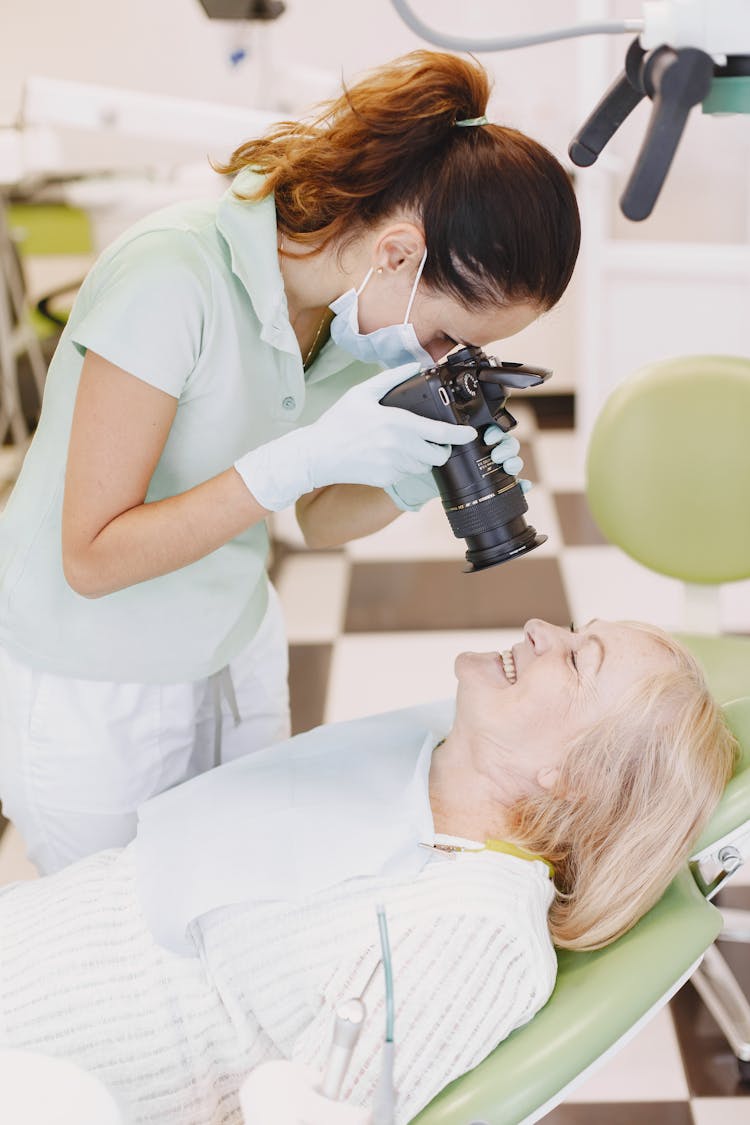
[0,170,378,683]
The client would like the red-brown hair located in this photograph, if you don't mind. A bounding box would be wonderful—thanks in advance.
[215,50,580,311]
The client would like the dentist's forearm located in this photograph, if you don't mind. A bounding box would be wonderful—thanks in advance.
[295,484,402,549]
[63,468,269,598]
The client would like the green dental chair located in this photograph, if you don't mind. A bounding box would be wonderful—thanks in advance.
[412,354,750,1123]
[410,700,750,1125]
[1,200,92,442]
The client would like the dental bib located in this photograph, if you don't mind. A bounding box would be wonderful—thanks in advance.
[135,700,454,954]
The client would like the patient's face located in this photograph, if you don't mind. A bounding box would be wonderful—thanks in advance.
[453,618,673,786]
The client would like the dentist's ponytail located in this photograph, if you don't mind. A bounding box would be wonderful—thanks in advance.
[214,50,580,312]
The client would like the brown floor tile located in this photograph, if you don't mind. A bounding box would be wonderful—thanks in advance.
[670,891,750,1100]
[716,884,750,913]
[671,976,750,1098]
[522,392,575,430]
[543,1103,693,1124]
[554,492,608,547]
[518,440,538,482]
[288,643,333,735]
[344,558,570,632]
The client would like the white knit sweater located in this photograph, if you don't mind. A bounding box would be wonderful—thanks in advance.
[0,842,556,1124]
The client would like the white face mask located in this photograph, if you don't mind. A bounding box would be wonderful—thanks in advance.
[328,249,433,370]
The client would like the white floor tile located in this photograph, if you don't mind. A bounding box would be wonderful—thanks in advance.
[560,546,685,631]
[275,552,349,642]
[723,580,750,634]
[521,486,562,558]
[344,484,558,563]
[533,430,588,492]
[0,824,39,886]
[345,498,458,561]
[504,401,537,435]
[561,546,750,638]
[690,1098,750,1124]
[268,506,307,550]
[324,629,522,723]
[565,1008,689,1103]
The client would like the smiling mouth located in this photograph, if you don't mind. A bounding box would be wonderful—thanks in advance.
[499,649,517,683]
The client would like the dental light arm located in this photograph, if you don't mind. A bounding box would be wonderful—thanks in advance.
[389,0,642,52]
[390,0,750,220]
[571,36,715,220]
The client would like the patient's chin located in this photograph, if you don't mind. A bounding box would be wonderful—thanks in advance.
[455,651,506,687]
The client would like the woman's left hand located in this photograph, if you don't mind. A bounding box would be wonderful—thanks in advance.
[484,426,531,492]
[386,425,531,512]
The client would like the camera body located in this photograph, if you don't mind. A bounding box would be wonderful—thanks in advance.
[380,346,551,572]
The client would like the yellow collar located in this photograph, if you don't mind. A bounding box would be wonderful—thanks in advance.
[424,837,554,878]
[483,838,555,878]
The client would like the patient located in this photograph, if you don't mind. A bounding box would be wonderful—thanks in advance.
[0,618,736,1124]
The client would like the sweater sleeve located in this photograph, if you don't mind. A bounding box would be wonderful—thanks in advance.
[290,905,554,1124]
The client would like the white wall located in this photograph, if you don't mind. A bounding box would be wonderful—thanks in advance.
[2,1,580,148]
[3,1,748,399]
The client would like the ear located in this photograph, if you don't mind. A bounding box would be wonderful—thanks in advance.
[371,221,425,276]
[536,765,560,791]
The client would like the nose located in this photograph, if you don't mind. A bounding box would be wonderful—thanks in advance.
[524,618,568,652]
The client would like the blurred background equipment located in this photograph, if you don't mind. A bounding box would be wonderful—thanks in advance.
[390,0,750,220]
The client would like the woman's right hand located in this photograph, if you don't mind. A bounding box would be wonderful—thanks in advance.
[234,363,477,512]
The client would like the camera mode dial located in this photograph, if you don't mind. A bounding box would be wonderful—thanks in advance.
[453,371,479,402]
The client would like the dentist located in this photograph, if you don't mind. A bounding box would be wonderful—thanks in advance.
[0,50,580,872]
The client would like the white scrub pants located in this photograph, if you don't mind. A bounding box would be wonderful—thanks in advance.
[0,585,290,875]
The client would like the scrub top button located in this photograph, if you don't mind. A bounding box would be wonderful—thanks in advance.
[282,396,296,411]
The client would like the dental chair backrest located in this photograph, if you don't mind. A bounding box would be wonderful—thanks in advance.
[413,356,750,1123]
[410,700,750,1125]
[585,352,750,703]
[584,350,750,882]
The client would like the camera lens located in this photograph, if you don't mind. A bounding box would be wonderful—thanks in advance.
[443,483,546,572]
[434,440,547,573]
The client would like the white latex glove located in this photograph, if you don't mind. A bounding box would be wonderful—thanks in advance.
[234,363,477,512]
[485,426,532,493]
[239,1060,372,1125]
[386,424,531,512]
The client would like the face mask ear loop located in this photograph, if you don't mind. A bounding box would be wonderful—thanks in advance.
[403,248,428,324]
[356,267,375,297]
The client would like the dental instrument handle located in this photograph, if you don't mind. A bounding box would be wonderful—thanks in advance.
[319,998,366,1101]
[371,1040,396,1125]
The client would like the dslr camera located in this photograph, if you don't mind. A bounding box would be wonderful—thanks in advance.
[380,346,550,572]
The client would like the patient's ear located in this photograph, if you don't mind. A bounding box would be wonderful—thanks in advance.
[536,766,560,791]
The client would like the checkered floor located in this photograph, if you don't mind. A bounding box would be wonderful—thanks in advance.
[1,399,749,1122]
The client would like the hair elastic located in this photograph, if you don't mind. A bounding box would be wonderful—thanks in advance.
[455,115,489,127]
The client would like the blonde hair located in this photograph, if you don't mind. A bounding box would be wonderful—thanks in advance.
[507,623,738,951]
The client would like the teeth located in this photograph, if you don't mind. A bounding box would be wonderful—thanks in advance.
[500,649,517,684]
